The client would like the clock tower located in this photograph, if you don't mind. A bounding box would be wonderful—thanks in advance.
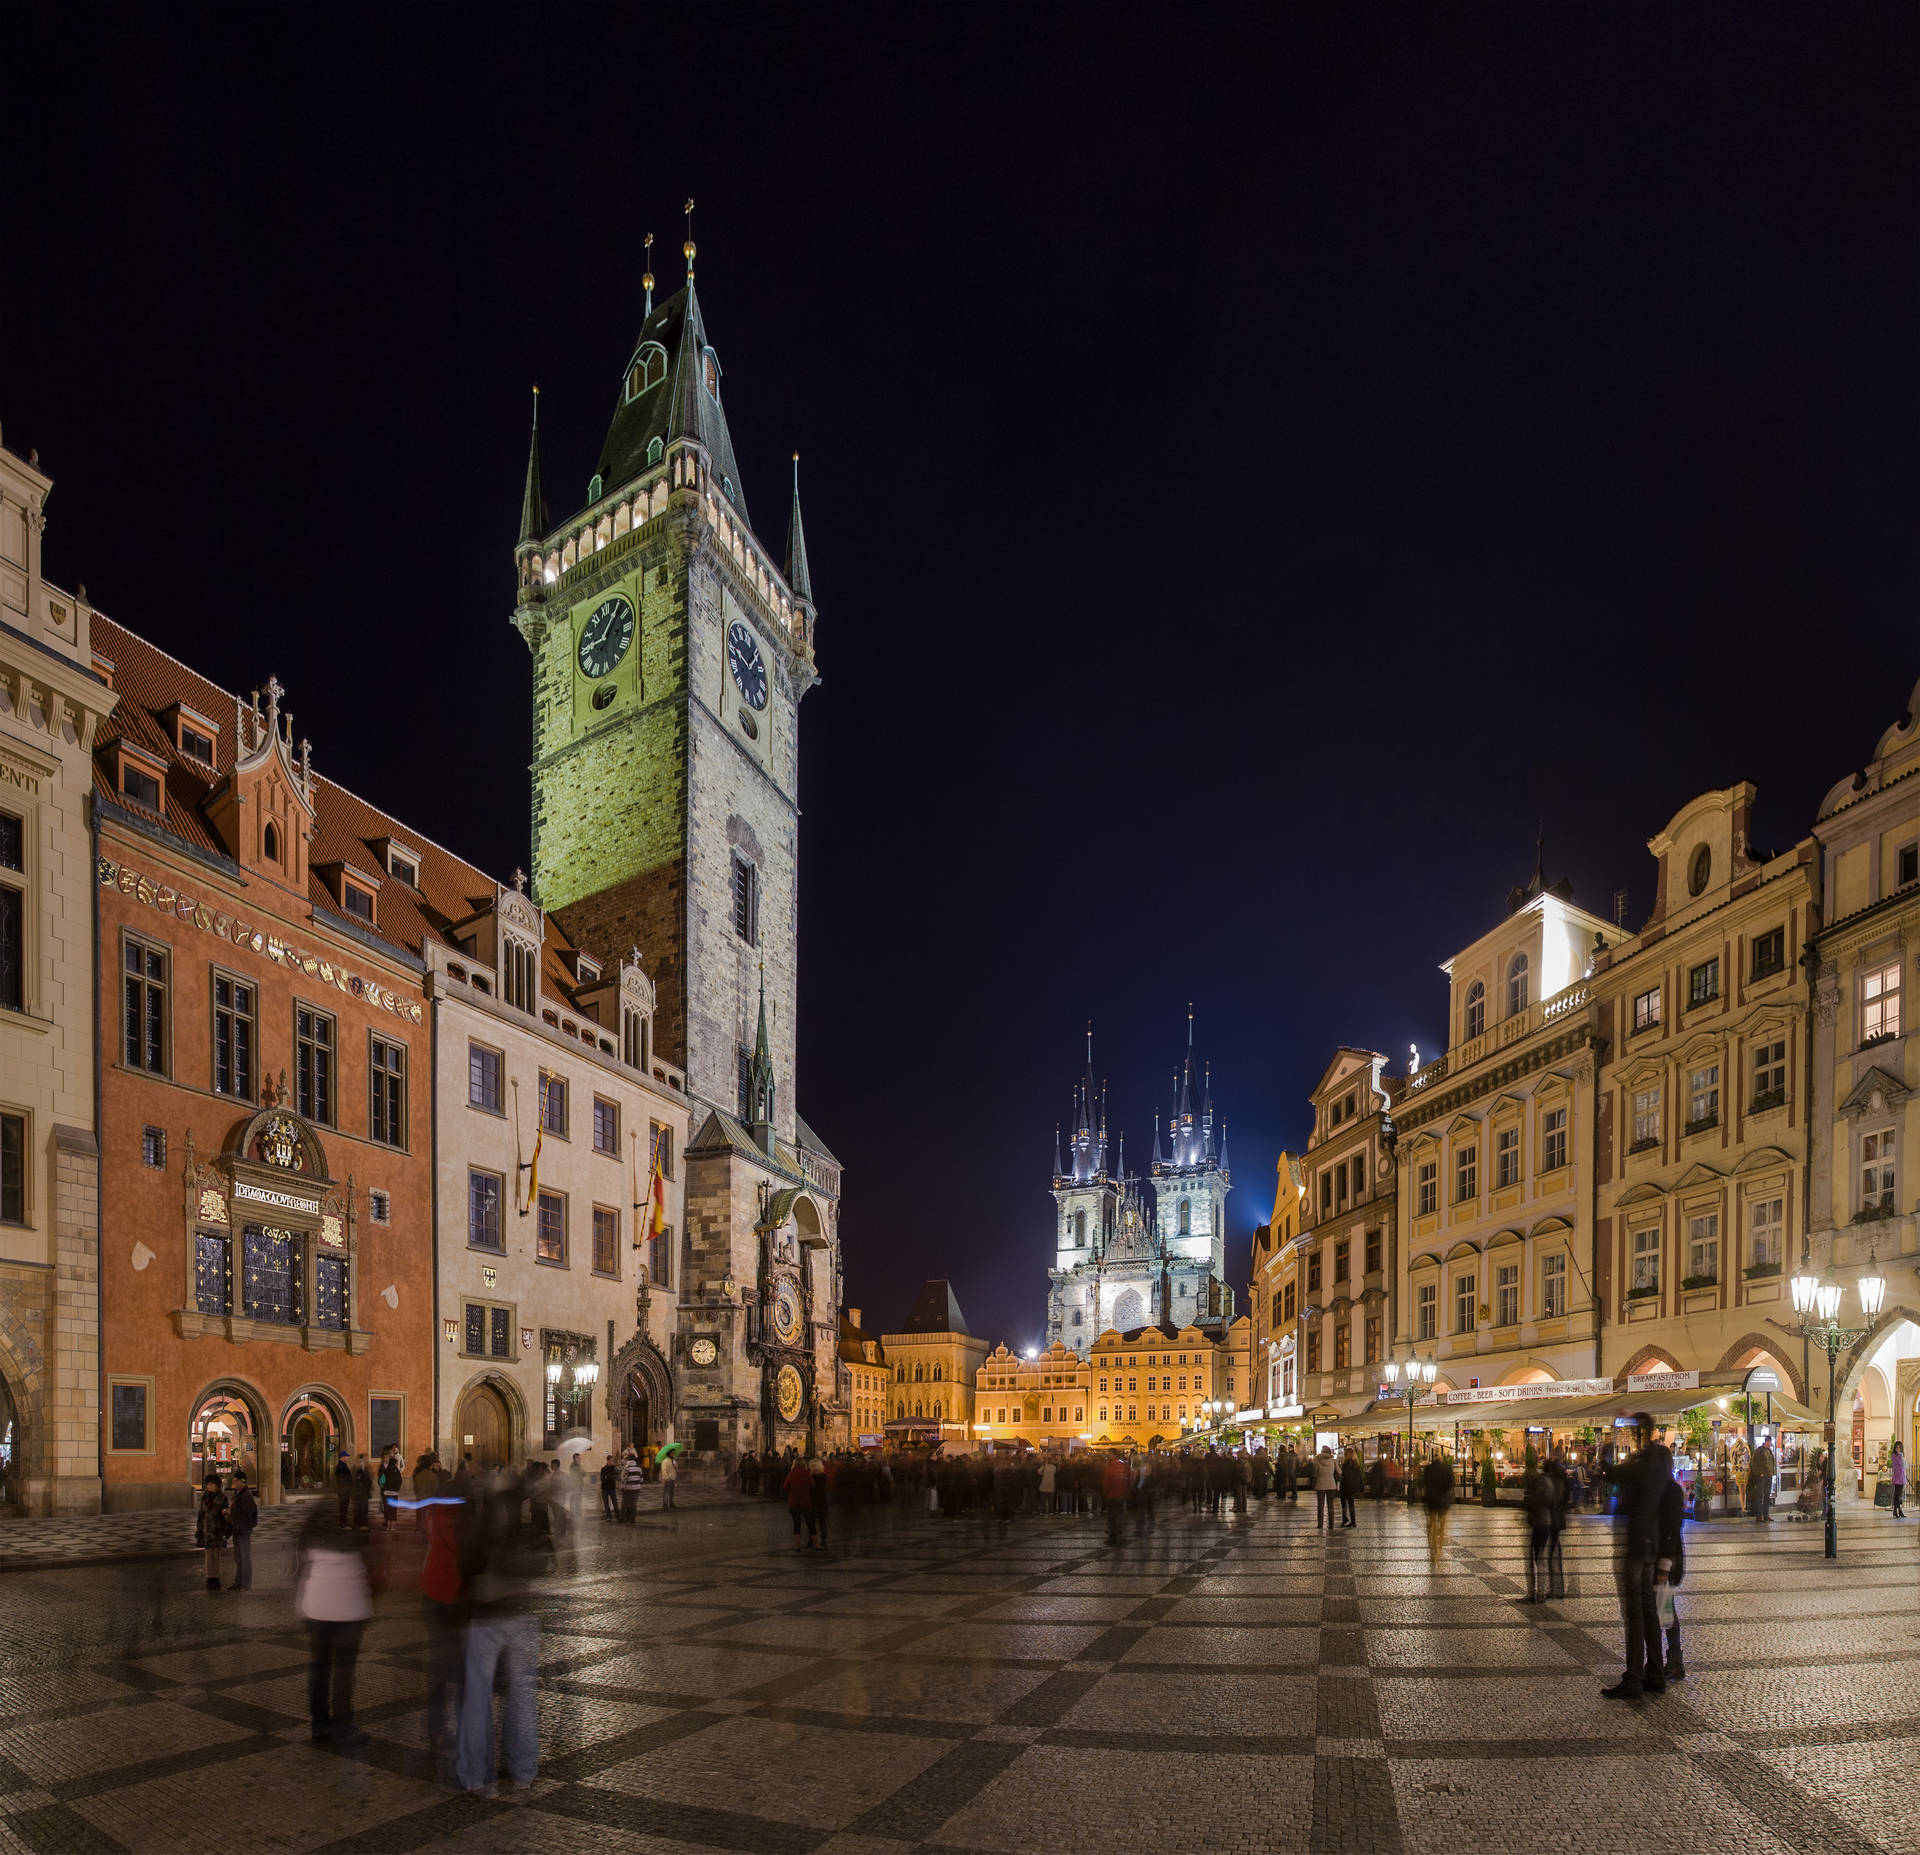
[510,258,818,1143]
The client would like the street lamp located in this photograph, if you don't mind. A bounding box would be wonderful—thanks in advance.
[1383,1354,1438,1501]
[1788,1242,1885,1560]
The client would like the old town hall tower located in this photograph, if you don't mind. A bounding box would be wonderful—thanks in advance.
[510,243,817,1138]
[508,228,844,1457]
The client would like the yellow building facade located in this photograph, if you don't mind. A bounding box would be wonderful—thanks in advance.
[1589,785,1812,1402]
[881,1278,989,1443]
[839,1308,889,1445]
[1252,1154,1304,1414]
[1393,871,1610,1395]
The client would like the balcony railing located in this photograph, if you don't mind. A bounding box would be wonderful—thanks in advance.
[1400,977,1591,1098]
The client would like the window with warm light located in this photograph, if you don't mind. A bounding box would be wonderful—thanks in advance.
[1687,1064,1720,1131]
[1632,1226,1660,1292]
[1862,1129,1897,1216]
[1541,1252,1566,1318]
[1862,961,1902,1044]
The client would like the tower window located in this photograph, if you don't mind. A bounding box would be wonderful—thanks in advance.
[627,345,666,398]
[703,351,719,399]
[263,821,280,863]
[731,855,759,946]
[1465,980,1485,1040]
[1507,952,1529,1018]
[1074,1210,1086,1248]
[1179,1199,1191,1235]
[647,436,664,465]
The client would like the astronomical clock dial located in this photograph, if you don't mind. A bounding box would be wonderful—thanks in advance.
[776,1363,805,1422]
[689,1335,718,1367]
[578,595,635,679]
[727,620,768,710]
[772,1279,801,1343]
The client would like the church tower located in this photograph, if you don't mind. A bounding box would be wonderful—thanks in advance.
[510,232,817,1139]
[1151,1009,1233,1325]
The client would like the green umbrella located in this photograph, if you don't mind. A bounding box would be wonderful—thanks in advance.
[656,1442,684,1458]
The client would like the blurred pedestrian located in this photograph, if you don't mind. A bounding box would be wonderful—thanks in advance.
[351,1455,374,1530]
[1657,1451,1686,1682]
[809,1454,829,1548]
[456,1470,552,1793]
[660,1447,678,1510]
[295,1501,376,1745]
[379,1449,403,1529]
[785,1453,815,1548]
[227,1469,258,1591]
[1421,1453,1455,1569]
[619,1448,644,1523]
[1102,1451,1131,1545]
[1890,1442,1905,1520]
[334,1454,353,1523]
[1602,1418,1669,1699]
[419,1477,464,1781]
[1338,1450,1362,1527]
[196,1470,229,1593]
[600,1453,619,1522]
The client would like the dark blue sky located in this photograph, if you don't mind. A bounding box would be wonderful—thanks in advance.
[10,8,1918,1348]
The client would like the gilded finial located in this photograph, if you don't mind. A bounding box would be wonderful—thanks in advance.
[683,197,696,280]
[642,232,655,314]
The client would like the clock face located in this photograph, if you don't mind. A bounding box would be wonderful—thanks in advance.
[727,621,768,711]
[773,1280,801,1342]
[776,1363,805,1423]
[689,1336,718,1367]
[578,595,636,680]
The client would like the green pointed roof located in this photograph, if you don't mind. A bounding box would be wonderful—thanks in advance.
[518,389,548,546]
[595,280,750,530]
[785,455,814,607]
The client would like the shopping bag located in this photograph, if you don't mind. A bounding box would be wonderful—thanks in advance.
[1656,1582,1676,1630]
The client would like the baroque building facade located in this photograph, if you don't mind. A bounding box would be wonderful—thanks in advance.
[1045,1022,1233,1357]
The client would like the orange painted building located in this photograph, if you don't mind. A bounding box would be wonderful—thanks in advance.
[92,621,435,1508]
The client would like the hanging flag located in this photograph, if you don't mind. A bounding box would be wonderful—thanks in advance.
[523,1074,546,1212]
[650,1140,668,1237]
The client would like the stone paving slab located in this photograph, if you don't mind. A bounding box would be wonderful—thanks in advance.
[2,1495,1918,1853]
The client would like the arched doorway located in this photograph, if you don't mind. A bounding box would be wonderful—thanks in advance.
[281,1389,349,1494]
[456,1379,513,1469]
[0,1374,20,1512]
[189,1384,262,1491]
[623,1373,649,1454]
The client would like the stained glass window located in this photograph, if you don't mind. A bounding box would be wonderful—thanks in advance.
[195,1232,229,1316]
[242,1225,302,1325]
[315,1255,346,1330]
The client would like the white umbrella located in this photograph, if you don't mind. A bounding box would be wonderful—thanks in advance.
[557,1430,596,1460]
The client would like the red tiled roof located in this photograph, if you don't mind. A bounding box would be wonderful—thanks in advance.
[91,615,603,1012]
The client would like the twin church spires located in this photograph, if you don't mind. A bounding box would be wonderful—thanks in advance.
[1054,1012,1228,1192]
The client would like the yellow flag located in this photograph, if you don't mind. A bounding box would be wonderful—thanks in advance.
[524,1075,545,1212]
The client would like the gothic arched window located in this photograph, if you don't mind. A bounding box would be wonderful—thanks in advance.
[1465,980,1485,1039]
[1074,1210,1086,1248]
[932,1364,942,1381]
[263,821,279,864]
[1507,952,1530,1018]
[703,350,719,399]
[932,1400,942,1421]
[627,344,666,399]
[1179,1199,1192,1236]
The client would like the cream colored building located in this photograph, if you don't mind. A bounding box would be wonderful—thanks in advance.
[883,1279,990,1443]
[1590,785,1811,1401]
[1811,679,1920,1496]
[426,885,691,1471]
[1295,1053,1396,1420]
[1086,1318,1250,1447]
[839,1307,889,1444]
[1251,1153,1304,1415]
[974,1341,1090,1445]
[0,433,113,1513]
[1394,864,1610,1395]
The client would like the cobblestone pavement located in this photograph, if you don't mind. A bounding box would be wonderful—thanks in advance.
[0,1493,1914,1855]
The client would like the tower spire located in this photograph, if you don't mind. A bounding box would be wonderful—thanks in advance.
[683,197,696,283]
[786,452,815,608]
[748,961,776,1154]
[642,232,655,317]
[517,385,548,547]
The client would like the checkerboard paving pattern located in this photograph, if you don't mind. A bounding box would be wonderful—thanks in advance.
[1,1493,1915,1854]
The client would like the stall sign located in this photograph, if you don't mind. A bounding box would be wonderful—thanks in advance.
[1444,1379,1611,1405]
[1627,1370,1699,1392]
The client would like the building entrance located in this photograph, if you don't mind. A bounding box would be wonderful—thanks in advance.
[189,1387,259,1490]
[624,1373,650,1454]
[281,1392,346,1493]
[457,1381,512,1469]
[0,1376,19,1512]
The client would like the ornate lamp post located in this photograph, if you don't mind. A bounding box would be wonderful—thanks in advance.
[1788,1244,1885,1561]
[1382,1354,1437,1502]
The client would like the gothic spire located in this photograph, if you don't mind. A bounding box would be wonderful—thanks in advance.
[518,386,548,547]
[1054,1123,1062,1178]
[786,453,815,607]
[748,962,776,1153]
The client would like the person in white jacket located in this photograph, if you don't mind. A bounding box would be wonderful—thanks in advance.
[1312,1447,1338,1530]
[659,1448,678,1510]
[294,1504,375,1745]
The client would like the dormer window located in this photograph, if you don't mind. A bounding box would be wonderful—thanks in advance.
[703,350,719,399]
[627,344,667,399]
[587,474,603,504]
[389,853,418,888]
[117,749,164,814]
[721,475,736,505]
[179,724,214,765]
[340,877,376,925]
[646,437,664,466]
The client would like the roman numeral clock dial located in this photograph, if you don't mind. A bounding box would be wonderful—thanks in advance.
[577,595,635,680]
[728,620,768,714]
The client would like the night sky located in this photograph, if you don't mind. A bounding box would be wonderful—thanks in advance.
[10,11,1919,1350]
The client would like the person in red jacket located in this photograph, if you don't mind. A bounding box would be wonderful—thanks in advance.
[785,1455,817,1550]
[1102,1453,1132,1546]
[418,1473,463,1779]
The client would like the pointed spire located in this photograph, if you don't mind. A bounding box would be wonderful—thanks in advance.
[642,232,656,318]
[1153,1111,1165,1167]
[518,386,548,546]
[1218,1120,1230,1173]
[786,453,815,606]
[748,961,776,1153]
[1054,1123,1062,1178]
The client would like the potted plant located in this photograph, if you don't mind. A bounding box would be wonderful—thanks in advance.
[1480,1454,1498,1505]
